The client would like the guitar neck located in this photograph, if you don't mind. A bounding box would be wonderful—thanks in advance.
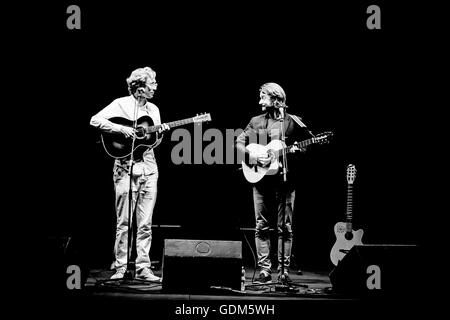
[147,117,196,133]
[345,184,353,231]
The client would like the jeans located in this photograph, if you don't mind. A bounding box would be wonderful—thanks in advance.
[112,157,158,271]
[253,177,295,274]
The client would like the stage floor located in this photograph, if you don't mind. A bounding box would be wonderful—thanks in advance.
[84,267,342,300]
[42,266,428,319]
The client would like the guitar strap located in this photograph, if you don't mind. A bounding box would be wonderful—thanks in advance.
[289,114,307,128]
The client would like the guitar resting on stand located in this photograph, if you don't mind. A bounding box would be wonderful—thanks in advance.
[330,164,364,266]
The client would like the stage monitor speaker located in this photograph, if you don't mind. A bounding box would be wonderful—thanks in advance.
[162,239,242,293]
[329,244,421,297]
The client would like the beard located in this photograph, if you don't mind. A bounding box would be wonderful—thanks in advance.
[261,105,274,112]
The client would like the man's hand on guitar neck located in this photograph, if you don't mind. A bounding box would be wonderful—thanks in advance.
[289,145,306,153]
[158,123,170,134]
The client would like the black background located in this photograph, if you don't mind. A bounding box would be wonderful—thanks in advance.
[15,1,438,274]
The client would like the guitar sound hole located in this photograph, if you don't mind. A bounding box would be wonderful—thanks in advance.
[344,232,353,241]
[135,127,146,138]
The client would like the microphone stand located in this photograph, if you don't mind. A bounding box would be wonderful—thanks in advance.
[274,105,294,292]
[122,95,149,281]
[124,111,137,280]
[95,96,140,287]
[114,96,141,282]
[274,104,307,292]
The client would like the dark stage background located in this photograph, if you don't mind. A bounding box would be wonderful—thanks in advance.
[22,1,434,273]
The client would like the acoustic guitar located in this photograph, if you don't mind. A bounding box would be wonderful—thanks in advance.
[330,164,364,266]
[101,113,211,159]
[241,131,333,183]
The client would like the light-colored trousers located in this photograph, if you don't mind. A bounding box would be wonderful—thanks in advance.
[113,159,158,271]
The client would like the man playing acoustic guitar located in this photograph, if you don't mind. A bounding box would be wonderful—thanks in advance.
[236,82,314,284]
[90,66,169,281]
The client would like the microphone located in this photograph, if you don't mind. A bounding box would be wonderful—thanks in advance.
[274,100,287,119]
[279,106,285,119]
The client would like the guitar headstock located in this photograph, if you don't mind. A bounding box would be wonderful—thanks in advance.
[346,164,357,184]
[193,113,212,123]
[314,131,333,144]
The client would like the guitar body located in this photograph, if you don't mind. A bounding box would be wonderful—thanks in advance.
[240,132,332,183]
[99,113,212,159]
[241,140,285,183]
[101,115,160,159]
[330,222,364,266]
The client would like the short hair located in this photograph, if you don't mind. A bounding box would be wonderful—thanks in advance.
[126,67,156,95]
[260,82,286,103]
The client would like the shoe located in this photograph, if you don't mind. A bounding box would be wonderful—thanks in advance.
[110,267,126,279]
[256,271,272,284]
[278,272,292,283]
[136,267,161,282]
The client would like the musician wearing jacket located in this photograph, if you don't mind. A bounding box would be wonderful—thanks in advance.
[90,66,169,281]
[236,82,313,283]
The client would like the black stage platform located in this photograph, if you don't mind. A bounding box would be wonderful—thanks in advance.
[41,265,427,319]
[85,267,336,298]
